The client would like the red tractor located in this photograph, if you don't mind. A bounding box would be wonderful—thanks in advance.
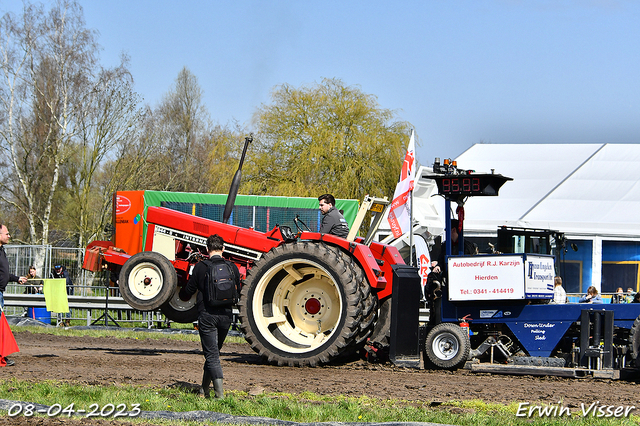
[83,192,414,366]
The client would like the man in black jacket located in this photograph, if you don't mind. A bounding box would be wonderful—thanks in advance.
[179,234,241,398]
[0,224,27,366]
[52,264,73,326]
[52,264,73,295]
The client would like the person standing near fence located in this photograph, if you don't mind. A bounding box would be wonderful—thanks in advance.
[626,287,636,304]
[25,266,43,294]
[51,264,73,326]
[23,266,43,318]
[0,224,27,366]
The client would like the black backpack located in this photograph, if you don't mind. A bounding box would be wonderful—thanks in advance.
[204,259,238,307]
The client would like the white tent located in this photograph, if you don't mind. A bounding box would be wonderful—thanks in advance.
[456,143,640,239]
[378,143,640,292]
[441,143,640,291]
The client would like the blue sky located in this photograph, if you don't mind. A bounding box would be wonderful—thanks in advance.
[3,0,640,163]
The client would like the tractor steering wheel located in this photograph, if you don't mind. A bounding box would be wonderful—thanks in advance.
[294,215,312,233]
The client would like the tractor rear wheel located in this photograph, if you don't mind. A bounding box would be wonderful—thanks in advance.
[424,323,470,370]
[239,241,375,366]
[119,252,176,311]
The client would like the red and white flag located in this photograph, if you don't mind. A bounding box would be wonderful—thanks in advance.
[387,130,416,238]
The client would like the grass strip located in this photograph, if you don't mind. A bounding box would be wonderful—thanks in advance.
[0,378,637,426]
[5,327,639,425]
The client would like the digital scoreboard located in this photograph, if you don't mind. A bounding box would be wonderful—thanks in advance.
[423,173,512,198]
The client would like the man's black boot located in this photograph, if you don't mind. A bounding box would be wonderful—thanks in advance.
[200,370,212,398]
[213,378,224,399]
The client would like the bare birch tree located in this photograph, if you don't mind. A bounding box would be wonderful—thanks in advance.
[155,66,209,192]
[0,0,91,243]
[63,59,144,247]
[0,0,142,246]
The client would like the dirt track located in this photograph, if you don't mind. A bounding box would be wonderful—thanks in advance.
[3,330,640,425]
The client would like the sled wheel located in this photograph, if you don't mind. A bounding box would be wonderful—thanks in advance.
[239,242,368,366]
[424,322,470,370]
[160,287,199,323]
[628,315,640,367]
[119,252,176,311]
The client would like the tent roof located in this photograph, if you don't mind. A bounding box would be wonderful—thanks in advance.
[454,144,640,238]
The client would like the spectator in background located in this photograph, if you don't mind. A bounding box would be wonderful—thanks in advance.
[52,264,73,326]
[552,276,567,304]
[613,287,625,304]
[579,286,603,304]
[109,267,121,297]
[625,287,636,304]
[25,266,43,294]
[22,266,43,319]
[52,264,73,295]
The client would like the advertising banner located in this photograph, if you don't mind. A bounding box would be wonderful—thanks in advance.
[524,254,555,299]
[448,254,555,301]
[448,255,525,301]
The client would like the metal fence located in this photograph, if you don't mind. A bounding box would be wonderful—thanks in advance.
[2,244,167,327]
[4,244,90,288]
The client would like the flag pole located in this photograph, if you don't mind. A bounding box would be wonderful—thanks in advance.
[409,186,414,266]
[408,129,415,266]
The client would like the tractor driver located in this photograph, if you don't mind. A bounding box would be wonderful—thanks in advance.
[318,194,349,238]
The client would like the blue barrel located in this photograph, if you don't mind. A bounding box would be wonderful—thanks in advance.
[27,307,52,324]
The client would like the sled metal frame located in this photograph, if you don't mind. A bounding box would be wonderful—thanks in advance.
[467,363,620,379]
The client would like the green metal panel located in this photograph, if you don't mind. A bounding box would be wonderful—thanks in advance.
[138,191,359,246]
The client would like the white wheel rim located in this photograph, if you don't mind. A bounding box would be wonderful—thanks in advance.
[127,262,165,300]
[251,258,343,354]
[432,332,459,361]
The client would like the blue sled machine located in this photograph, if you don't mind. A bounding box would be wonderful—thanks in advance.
[415,158,640,380]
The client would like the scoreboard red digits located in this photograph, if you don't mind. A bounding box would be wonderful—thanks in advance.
[430,174,512,197]
[442,177,473,194]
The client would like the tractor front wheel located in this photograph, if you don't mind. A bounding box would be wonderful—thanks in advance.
[119,252,176,311]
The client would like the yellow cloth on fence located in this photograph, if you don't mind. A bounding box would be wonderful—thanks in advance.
[42,279,69,313]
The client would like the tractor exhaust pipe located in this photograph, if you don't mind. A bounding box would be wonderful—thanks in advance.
[223,134,253,224]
